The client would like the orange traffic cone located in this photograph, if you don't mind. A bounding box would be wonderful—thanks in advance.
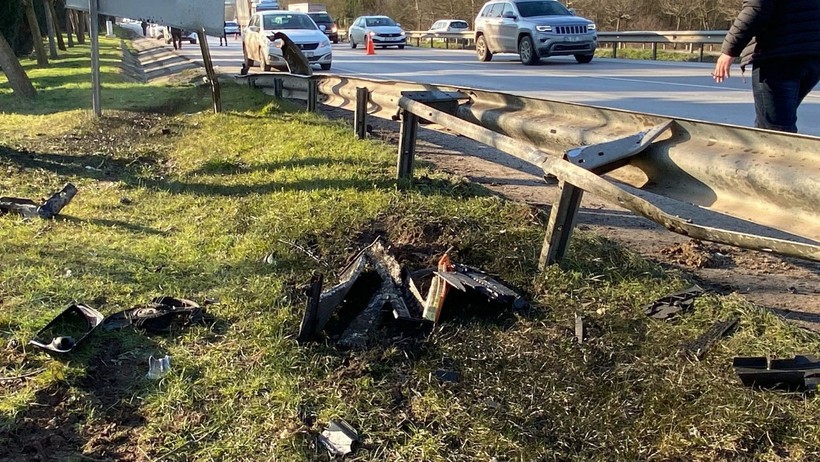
[365,33,376,55]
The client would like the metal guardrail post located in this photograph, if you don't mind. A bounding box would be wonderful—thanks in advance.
[397,110,419,179]
[355,87,369,140]
[699,43,705,62]
[612,43,618,58]
[651,42,658,60]
[539,181,584,267]
[273,78,283,98]
[307,80,318,112]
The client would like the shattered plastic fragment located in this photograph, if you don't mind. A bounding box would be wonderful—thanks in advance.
[146,355,172,380]
[103,297,204,333]
[733,355,820,392]
[318,419,359,456]
[0,183,77,219]
[644,285,705,320]
[29,304,104,354]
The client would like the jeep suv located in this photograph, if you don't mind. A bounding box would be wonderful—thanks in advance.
[474,0,596,65]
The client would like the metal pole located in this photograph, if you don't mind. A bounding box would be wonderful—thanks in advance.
[355,86,368,139]
[197,28,222,113]
[539,180,584,268]
[651,42,657,60]
[89,0,101,117]
[397,110,419,179]
[273,78,283,98]
[307,80,318,112]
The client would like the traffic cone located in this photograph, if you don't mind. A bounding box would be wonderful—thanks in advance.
[365,33,375,55]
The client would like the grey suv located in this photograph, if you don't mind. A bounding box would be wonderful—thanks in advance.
[474,0,596,64]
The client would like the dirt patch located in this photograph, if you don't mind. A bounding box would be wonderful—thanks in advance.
[318,104,820,330]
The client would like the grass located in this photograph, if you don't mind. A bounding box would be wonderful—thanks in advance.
[2,31,820,461]
[594,45,722,62]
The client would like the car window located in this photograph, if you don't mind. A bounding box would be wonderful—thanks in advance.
[450,21,469,29]
[309,13,332,23]
[365,17,396,27]
[502,3,516,16]
[431,21,442,30]
[263,13,317,30]
[516,0,571,17]
[487,3,504,18]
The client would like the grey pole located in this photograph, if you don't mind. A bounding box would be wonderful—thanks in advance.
[89,0,101,116]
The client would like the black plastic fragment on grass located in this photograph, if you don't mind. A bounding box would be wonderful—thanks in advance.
[644,285,705,320]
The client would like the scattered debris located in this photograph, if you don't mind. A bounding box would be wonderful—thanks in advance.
[733,355,820,392]
[146,355,172,380]
[103,297,205,333]
[644,285,705,320]
[681,317,739,360]
[29,304,104,354]
[0,183,78,219]
[434,369,460,383]
[575,313,585,344]
[318,419,360,457]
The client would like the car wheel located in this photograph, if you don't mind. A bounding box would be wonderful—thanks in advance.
[320,63,331,70]
[575,53,594,64]
[350,37,357,48]
[333,38,339,44]
[260,48,272,71]
[243,46,254,68]
[518,35,538,65]
[398,45,405,49]
[476,35,492,62]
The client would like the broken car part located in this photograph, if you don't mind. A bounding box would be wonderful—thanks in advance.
[318,419,360,457]
[733,355,820,392]
[644,285,705,320]
[146,355,172,380]
[0,183,78,219]
[681,317,739,360]
[103,297,204,333]
[29,303,104,354]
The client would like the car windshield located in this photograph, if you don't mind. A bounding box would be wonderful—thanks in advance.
[516,1,571,17]
[450,21,468,29]
[263,14,317,30]
[365,17,396,27]
[309,13,332,22]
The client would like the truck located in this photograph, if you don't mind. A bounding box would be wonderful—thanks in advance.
[287,3,327,13]
[235,0,281,27]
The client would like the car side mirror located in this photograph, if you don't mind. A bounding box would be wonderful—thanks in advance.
[248,25,259,32]
[319,24,326,31]
[396,23,401,27]
[502,11,517,19]
[568,8,577,15]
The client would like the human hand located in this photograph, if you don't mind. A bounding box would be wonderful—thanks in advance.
[713,54,734,83]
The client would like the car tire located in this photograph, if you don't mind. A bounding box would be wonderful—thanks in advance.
[243,46,254,68]
[518,35,538,65]
[476,35,492,62]
[333,38,339,44]
[398,45,405,49]
[350,37,357,48]
[575,53,593,63]
[260,48,272,71]
[320,63,331,70]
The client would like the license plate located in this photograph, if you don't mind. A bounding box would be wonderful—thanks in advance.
[304,51,314,57]
[564,36,579,42]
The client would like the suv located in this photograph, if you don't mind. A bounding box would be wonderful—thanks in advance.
[307,11,339,44]
[474,0,596,65]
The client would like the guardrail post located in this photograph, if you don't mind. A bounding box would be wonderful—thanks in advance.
[698,43,705,62]
[397,110,419,180]
[273,78,283,98]
[307,80,318,112]
[539,181,584,268]
[651,43,657,60]
[355,87,369,140]
[611,43,618,59]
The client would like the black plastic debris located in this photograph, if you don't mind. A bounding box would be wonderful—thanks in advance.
[318,419,360,457]
[434,369,460,383]
[733,355,820,392]
[681,317,739,360]
[29,304,104,354]
[644,285,705,320]
[103,297,204,333]
[0,183,77,219]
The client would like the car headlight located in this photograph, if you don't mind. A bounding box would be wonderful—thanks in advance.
[587,23,596,31]
[399,31,406,36]
[536,25,553,32]
[331,25,338,32]
[320,39,330,48]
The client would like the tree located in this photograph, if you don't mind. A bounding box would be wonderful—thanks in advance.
[23,0,48,66]
[0,30,37,99]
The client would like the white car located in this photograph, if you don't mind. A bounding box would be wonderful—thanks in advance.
[242,10,332,71]
[348,15,405,49]
[427,19,469,33]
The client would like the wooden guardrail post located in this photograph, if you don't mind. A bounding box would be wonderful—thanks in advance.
[355,86,369,139]
[397,110,419,179]
[539,181,584,268]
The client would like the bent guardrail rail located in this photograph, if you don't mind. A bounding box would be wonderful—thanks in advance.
[235,72,820,264]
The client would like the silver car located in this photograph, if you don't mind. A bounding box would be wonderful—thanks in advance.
[474,0,596,64]
[348,15,406,49]
[242,10,332,71]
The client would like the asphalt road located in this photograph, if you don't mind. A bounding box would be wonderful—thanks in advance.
[168,33,820,136]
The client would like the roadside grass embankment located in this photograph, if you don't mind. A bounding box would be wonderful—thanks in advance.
[1,33,819,461]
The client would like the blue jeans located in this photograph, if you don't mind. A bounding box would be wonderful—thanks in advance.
[752,57,820,133]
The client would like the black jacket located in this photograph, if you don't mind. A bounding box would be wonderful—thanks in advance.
[721,0,820,67]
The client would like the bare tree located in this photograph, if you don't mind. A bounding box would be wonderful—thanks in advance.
[47,0,67,51]
[42,0,59,58]
[0,30,37,99]
[23,0,48,66]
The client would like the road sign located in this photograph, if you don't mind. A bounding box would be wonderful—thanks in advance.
[66,0,224,36]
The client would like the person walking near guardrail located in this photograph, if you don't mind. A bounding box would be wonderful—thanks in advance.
[712,0,820,133]
[170,27,184,50]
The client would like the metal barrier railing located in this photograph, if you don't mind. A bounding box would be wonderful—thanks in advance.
[235,72,820,265]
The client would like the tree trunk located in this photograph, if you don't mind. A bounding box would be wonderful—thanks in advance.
[42,0,59,58]
[23,0,48,66]
[48,0,66,51]
[66,8,74,47]
[76,10,86,44]
[0,31,37,99]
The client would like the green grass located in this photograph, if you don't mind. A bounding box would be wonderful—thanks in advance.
[594,45,722,62]
[2,32,820,461]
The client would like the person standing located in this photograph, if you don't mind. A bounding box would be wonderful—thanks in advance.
[141,20,148,36]
[713,0,820,133]
[170,27,183,50]
[220,22,228,46]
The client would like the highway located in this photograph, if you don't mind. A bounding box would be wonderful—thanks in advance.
[170,33,820,136]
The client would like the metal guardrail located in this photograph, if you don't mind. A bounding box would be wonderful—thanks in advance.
[234,72,820,264]
[405,30,728,61]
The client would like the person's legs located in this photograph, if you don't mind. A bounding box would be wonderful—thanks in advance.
[797,58,820,107]
[752,59,802,133]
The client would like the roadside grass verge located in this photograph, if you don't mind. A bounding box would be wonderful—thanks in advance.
[594,45,721,62]
[2,34,820,461]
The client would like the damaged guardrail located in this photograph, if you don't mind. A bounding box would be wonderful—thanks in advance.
[234,72,820,264]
